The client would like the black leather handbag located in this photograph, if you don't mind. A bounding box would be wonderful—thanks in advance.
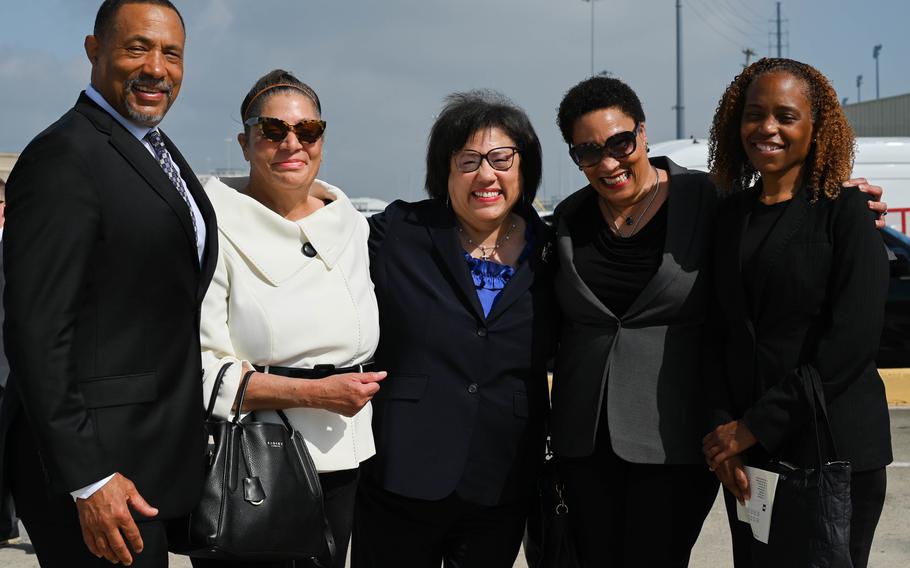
[524,438,580,568]
[171,364,335,564]
[750,365,853,568]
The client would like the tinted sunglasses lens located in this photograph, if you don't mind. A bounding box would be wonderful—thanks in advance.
[570,144,604,168]
[292,121,325,143]
[605,131,637,158]
[257,118,290,142]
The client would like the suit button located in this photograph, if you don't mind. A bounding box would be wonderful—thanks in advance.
[467,383,478,394]
[476,327,488,337]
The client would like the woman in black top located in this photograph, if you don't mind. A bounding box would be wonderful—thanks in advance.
[550,76,720,567]
[703,58,891,568]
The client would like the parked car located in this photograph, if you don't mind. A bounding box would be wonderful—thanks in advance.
[879,227,910,368]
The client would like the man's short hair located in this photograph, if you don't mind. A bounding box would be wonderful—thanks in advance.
[93,0,185,41]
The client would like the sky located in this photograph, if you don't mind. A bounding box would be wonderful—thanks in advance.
[1,0,907,203]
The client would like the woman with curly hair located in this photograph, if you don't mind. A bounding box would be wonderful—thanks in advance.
[702,58,892,568]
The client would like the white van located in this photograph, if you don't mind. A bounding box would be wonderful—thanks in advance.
[650,137,910,234]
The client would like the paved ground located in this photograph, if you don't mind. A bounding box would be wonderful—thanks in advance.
[3,408,909,567]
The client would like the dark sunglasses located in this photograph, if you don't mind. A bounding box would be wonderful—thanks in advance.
[244,116,326,143]
[454,146,520,173]
[568,122,640,168]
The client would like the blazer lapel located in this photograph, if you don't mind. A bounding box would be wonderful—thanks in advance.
[716,188,757,341]
[624,161,698,318]
[749,186,810,313]
[76,95,200,269]
[426,206,486,321]
[554,188,619,320]
[485,207,548,322]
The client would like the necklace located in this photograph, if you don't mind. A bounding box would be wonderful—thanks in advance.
[457,217,518,260]
[602,166,661,238]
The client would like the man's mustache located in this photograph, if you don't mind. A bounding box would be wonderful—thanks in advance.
[124,76,174,97]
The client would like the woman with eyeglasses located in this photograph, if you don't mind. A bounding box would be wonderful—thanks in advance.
[548,75,721,567]
[351,90,557,568]
[196,69,385,568]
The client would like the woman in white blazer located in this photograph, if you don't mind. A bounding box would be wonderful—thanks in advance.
[196,70,385,568]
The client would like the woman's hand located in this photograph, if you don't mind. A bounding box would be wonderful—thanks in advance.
[308,371,387,417]
[714,456,751,504]
[846,178,888,229]
[702,420,757,471]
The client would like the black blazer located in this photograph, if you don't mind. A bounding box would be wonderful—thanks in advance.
[711,184,892,471]
[365,199,556,506]
[0,93,218,517]
[551,157,718,463]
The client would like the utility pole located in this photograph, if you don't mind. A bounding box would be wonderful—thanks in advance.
[581,0,598,76]
[742,48,756,67]
[675,0,684,139]
[873,44,882,99]
[856,75,863,103]
[776,2,782,57]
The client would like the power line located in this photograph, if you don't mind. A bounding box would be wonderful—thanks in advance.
[686,0,759,52]
[729,0,775,21]
[713,0,768,35]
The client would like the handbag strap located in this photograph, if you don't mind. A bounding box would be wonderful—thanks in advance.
[799,364,842,465]
[204,361,234,420]
[232,369,257,425]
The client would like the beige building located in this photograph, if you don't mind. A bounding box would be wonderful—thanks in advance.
[0,153,18,182]
[843,93,910,136]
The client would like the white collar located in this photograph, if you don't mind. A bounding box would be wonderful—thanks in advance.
[204,176,361,284]
[85,84,155,141]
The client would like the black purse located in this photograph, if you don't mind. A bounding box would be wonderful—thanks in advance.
[750,365,853,568]
[170,364,336,564]
[524,438,580,568]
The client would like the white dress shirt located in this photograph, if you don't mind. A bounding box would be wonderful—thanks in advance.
[72,86,208,500]
[200,176,379,472]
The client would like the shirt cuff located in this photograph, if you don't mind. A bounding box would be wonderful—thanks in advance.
[71,473,116,501]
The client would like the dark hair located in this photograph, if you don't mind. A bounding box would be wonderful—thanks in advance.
[425,90,542,203]
[94,0,184,40]
[557,75,646,144]
[240,69,321,131]
[709,57,854,200]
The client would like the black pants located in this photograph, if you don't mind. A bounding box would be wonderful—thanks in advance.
[0,491,18,542]
[724,466,887,568]
[559,443,719,568]
[191,467,359,568]
[8,414,171,567]
[351,475,527,568]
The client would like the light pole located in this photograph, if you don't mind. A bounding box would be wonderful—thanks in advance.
[581,0,598,76]
[675,0,684,139]
[873,44,882,100]
[856,75,863,103]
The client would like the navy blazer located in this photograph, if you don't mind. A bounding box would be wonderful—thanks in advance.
[710,184,892,471]
[1,93,218,516]
[365,199,556,506]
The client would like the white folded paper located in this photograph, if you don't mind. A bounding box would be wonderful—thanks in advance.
[735,466,780,544]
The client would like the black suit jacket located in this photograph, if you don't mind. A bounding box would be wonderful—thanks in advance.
[0,93,218,517]
[365,199,556,506]
[711,184,892,471]
[551,157,718,463]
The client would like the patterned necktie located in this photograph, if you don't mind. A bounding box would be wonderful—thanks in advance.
[145,129,198,243]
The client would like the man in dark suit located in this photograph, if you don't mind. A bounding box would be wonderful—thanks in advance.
[0,1,217,566]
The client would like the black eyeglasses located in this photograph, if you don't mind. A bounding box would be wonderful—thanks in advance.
[568,123,640,168]
[244,116,326,143]
[454,146,520,173]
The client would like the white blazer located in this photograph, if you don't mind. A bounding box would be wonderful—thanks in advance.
[200,176,379,472]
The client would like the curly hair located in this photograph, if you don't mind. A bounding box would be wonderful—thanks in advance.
[557,75,646,144]
[708,58,854,201]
